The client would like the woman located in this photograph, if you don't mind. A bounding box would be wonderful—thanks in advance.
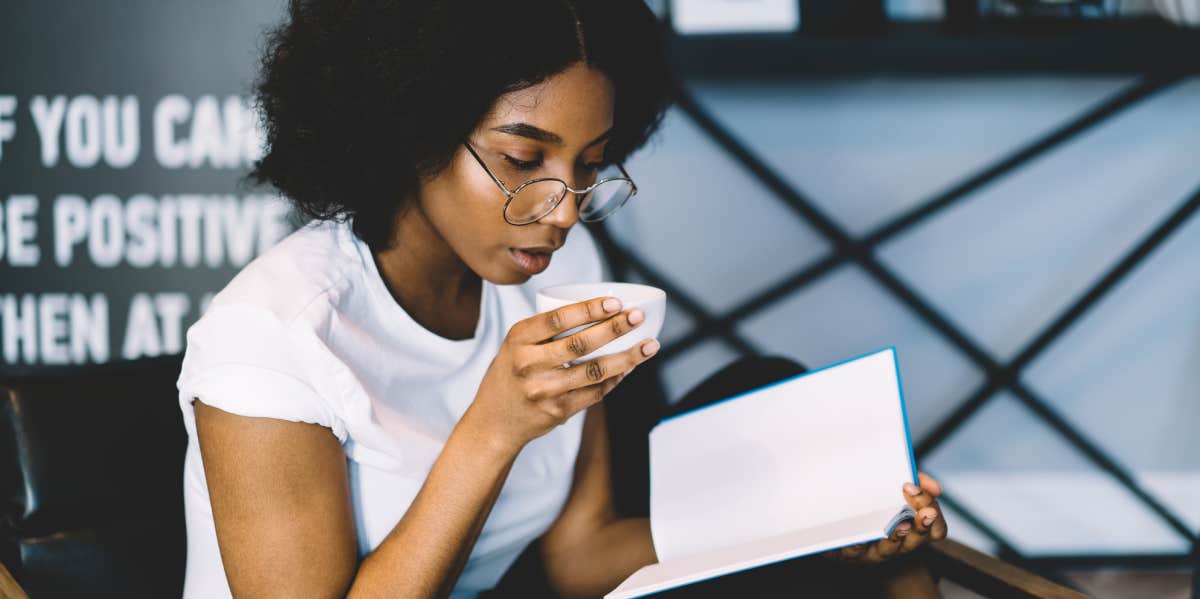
[177,1,948,597]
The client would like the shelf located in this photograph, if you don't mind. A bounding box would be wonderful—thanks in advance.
[668,20,1200,78]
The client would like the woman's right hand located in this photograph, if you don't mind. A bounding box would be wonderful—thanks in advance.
[464,296,659,452]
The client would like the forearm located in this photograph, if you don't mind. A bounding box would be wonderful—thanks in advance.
[347,413,520,599]
[828,550,941,598]
[543,517,657,599]
[878,555,940,599]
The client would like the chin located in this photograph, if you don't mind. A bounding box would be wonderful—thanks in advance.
[474,259,531,286]
[492,269,533,286]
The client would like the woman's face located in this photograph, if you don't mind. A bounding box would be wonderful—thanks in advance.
[416,61,617,285]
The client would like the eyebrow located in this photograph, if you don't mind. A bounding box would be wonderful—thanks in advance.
[490,122,613,148]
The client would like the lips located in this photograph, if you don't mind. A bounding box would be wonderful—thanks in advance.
[510,247,554,275]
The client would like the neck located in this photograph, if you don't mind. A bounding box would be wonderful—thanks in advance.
[371,204,481,340]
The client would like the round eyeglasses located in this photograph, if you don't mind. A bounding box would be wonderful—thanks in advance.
[463,140,638,226]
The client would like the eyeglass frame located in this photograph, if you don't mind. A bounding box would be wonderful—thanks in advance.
[462,139,638,226]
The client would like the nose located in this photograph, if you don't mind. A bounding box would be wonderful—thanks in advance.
[538,186,581,229]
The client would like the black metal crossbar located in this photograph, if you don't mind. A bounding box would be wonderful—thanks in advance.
[917,186,1200,541]
[658,75,1184,361]
[593,72,1200,564]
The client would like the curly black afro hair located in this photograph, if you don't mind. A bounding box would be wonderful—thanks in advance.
[244,0,674,250]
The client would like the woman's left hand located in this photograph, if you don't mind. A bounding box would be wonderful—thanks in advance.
[823,472,948,566]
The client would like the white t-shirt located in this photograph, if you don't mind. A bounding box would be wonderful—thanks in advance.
[176,218,604,598]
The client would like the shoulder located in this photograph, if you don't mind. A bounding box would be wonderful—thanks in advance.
[177,220,357,439]
[205,219,357,324]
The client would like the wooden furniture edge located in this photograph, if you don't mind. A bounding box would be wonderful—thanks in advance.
[0,560,29,599]
[928,539,1090,599]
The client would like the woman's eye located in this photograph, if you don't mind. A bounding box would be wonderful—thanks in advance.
[503,155,541,171]
[501,153,605,173]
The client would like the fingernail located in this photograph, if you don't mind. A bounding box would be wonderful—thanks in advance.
[923,512,937,527]
[904,483,921,496]
[628,308,645,325]
[603,298,621,313]
[896,523,911,536]
[642,339,660,356]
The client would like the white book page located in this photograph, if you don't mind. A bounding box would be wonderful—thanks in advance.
[606,506,899,599]
[648,348,915,562]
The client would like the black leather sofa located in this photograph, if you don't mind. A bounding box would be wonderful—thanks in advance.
[1,356,187,597]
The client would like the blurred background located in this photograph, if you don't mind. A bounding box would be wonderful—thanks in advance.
[2,1,1198,596]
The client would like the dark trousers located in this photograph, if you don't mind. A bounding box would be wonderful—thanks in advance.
[488,356,926,598]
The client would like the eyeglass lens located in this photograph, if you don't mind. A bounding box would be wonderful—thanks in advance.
[505,164,634,224]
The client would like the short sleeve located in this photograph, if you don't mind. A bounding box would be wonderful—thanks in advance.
[177,303,347,443]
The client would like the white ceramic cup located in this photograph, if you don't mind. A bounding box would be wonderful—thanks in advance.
[535,282,666,364]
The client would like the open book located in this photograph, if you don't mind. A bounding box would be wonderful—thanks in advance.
[606,347,919,598]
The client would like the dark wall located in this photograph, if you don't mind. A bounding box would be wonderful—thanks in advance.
[0,0,294,375]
